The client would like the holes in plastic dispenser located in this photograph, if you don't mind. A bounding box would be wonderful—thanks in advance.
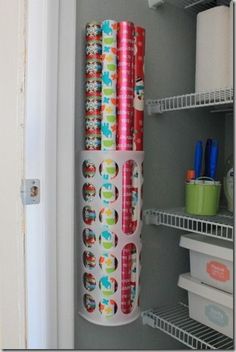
[99,208,118,226]
[83,228,96,248]
[99,229,118,250]
[83,206,96,225]
[99,183,118,204]
[99,276,118,297]
[121,244,137,314]
[83,273,96,291]
[99,298,117,317]
[84,294,96,313]
[83,183,96,202]
[99,159,118,180]
[122,161,139,235]
[82,160,96,178]
[99,253,118,274]
[83,251,96,270]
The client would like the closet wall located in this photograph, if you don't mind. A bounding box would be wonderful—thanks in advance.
[75,0,229,349]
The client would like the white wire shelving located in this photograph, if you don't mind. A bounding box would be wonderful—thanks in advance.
[146,87,234,115]
[142,303,234,350]
[144,207,234,241]
[149,0,231,14]
[183,0,231,13]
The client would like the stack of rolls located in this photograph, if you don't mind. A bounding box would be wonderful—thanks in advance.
[84,20,145,315]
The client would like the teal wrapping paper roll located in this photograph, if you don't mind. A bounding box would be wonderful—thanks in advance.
[101,20,118,151]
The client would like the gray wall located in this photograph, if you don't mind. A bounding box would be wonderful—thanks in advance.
[225,113,234,160]
[75,0,230,349]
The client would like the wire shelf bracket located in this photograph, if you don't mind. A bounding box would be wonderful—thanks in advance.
[148,0,165,9]
[142,303,234,350]
[146,87,234,115]
[144,207,234,241]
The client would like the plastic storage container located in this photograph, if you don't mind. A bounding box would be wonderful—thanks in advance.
[180,234,233,293]
[79,150,144,326]
[185,178,221,216]
[223,155,234,213]
[178,273,233,338]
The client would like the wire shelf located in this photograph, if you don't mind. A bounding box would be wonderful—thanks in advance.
[144,207,234,241]
[146,87,234,115]
[150,0,231,14]
[142,303,234,350]
[183,0,231,14]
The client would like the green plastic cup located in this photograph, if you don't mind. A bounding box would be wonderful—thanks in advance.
[185,178,221,216]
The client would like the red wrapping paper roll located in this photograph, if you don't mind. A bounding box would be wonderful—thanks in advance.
[117,21,135,239]
[130,26,145,230]
[117,22,134,151]
[122,161,133,234]
[117,21,135,314]
[133,26,145,151]
[121,244,132,313]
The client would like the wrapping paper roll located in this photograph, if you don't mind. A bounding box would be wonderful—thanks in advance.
[85,22,102,150]
[131,27,145,234]
[122,161,133,235]
[117,21,135,151]
[131,162,139,233]
[101,20,118,150]
[121,245,132,313]
[133,26,145,151]
[195,6,230,92]
[117,22,135,314]
[130,246,137,306]
[117,21,135,234]
[85,115,101,150]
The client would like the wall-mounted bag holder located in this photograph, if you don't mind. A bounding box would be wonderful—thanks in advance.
[78,150,144,326]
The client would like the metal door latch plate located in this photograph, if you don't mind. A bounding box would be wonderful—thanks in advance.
[21,179,40,205]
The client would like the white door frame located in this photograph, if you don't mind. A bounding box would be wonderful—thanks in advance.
[56,0,76,348]
[25,0,59,348]
[0,0,27,349]
[25,0,76,349]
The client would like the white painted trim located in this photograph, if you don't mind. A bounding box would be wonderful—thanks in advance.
[25,0,76,348]
[56,0,76,348]
[25,0,59,348]
[0,0,27,348]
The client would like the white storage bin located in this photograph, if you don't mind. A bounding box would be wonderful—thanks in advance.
[178,273,233,338]
[180,234,233,293]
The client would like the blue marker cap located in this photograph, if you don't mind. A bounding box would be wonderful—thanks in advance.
[194,140,203,179]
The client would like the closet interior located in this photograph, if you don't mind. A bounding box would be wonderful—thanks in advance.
[75,0,234,349]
